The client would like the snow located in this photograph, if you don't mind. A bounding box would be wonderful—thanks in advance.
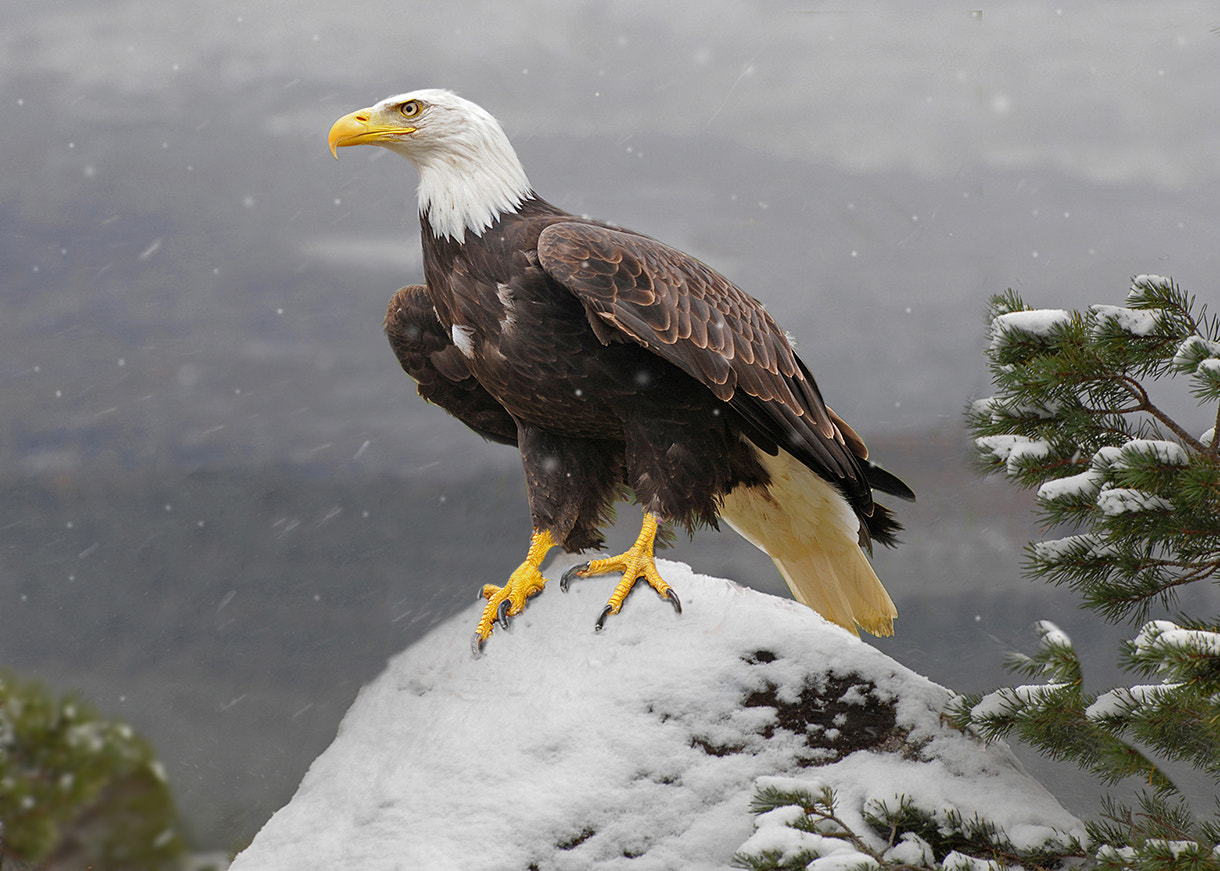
[970,684,1069,720]
[1037,469,1102,503]
[1090,445,1123,471]
[1135,620,1181,648]
[1083,690,1126,721]
[943,852,1003,871]
[988,309,1072,352]
[1090,304,1161,337]
[1114,439,1190,468]
[1033,620,1072,648]
[1128,275,1175,300]
[1196,358,1220,378]
[884,833,935,866]
[738,812,869,869]
[1004,438,1051,474]
[1095,487,1173,515]
[808,853,879,871]
[1133,620,1220,658]
[1085,684,1182,720]
[1098,845,1138,865]
[970,396,1001,417]
[1148,839,1209,859]
[1032,533,1118,563]
[229,560,1082,871]
[1052,440,1189,515]
[972,396,1060,422]
[1172,335,1220,371]
[974,434,1051,476]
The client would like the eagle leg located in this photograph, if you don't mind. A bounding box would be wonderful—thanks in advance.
[472,528,557,654]
[560,513,682,631]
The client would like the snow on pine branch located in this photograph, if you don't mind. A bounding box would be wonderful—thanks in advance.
[1095,488,1173,516]
[970,395,1060,423]
[1035,439,1184,514]
[1085,684,1184,721]
[1036,469,1102,504]
[1089,305,1161,338]
[974,434,1051,477]
[969,684,1071,721]
[1111,439,1190,468]
[1126,274,1177,305]
[1133,620,1220,658]
[1032,619,1072,648]
[987,308,1073,354]
[1171,335,1220,372]
[1030,532,1117,563]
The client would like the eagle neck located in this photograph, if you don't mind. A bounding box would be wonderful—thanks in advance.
[413,136,532,245]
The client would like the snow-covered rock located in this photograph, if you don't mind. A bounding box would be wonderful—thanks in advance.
[229,560,1081,871]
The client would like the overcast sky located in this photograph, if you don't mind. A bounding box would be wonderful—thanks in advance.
[8,1,1218,182]
[4,0,1218,463]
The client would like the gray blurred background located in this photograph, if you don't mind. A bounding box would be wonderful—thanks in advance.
[3,0,1218,852]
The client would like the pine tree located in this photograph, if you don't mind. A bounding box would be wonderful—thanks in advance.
[0,669,187,870]
[734,783,1087,870]
[734,276,1220,869]
[951,275,1220,868]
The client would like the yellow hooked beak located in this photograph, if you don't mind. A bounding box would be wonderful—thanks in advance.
[328,108,415,158]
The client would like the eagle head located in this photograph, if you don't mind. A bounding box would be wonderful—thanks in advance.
[328,89,532,242]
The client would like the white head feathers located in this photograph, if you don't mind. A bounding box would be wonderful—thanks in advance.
[368,89,532,243]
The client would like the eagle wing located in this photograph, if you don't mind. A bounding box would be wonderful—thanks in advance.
[537,222,880,515]
[384,285,518,446]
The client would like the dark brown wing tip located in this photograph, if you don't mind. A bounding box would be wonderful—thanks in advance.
[864,461,916,502]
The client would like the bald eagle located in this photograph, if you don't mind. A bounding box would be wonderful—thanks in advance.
[328,90,913,653]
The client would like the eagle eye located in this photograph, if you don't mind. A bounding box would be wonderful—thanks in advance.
[398,100,422,119]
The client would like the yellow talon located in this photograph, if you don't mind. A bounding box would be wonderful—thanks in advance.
[560,513,682,630]
[472,528,557,653]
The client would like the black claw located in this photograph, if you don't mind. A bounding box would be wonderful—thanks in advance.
[560,562,590,592]
[594,603,614,632]
[496,598,512,630]
[664,588,683,615]
[471,633,486,657]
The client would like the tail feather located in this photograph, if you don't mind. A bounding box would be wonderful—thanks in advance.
[770,547,896,637]
[720,446,897,637]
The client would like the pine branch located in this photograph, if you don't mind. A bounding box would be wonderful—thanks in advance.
[738,783,1086,870]
[1109,373,1209,453]
[961,275,1220,865]
[1211,401,1220,462]
[749,785,882,859]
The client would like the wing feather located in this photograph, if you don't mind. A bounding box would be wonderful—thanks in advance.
[384,285,518,446]
[537,222,872,509]
[686,295,710,348]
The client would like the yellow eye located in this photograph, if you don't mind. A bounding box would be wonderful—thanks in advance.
[399,100,422,118]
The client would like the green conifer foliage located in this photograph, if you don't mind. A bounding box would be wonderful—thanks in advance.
[0,670,186,870]
[953,276,1220,867]
[733,782,1088,870]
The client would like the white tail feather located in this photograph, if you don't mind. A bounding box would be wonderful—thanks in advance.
[719,446,896,637]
